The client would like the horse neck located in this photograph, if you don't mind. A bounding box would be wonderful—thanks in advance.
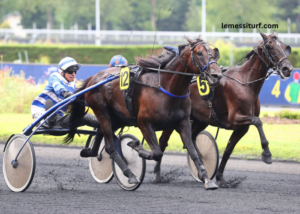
[160,56,193,96]
[239,50,269,97]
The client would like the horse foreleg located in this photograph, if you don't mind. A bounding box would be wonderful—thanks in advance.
[176,119,218,190]
[216,126,249,187]
[153,129,174,182]
[232,115,272,164]
[250,116,272,164]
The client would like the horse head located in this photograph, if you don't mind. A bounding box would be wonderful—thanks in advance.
[183,35,222,86]
[259,30,293,79]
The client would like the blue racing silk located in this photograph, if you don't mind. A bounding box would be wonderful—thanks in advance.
[31,72,76,116]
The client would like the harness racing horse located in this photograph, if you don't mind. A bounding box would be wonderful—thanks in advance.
[156,30,293,187]
[65,35,222,190]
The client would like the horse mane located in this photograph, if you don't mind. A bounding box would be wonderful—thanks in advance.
[245,49,255,60]
[135,49,176,69]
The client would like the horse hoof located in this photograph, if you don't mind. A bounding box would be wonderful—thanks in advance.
[127,140,141,152]
[80,148,97,158]
[262,153,272,164]
[154,172,162,183]
[204,179,218,190]
[128,175,140,184]
[217,178,230,188]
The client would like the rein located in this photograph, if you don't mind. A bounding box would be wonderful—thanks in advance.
[223,69,276,86]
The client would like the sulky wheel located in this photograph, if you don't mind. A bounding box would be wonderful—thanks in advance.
[187,130,219,182]
[89,137,114,183]
[112,134,146,191]
[3,134,36,192]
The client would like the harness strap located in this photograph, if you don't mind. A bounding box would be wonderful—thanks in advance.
[133,80,190,99]
[143,66,200,76]
[124,67,144,123]
[159,87,190,98]
[133,79,160,89]
[207,100,221,140]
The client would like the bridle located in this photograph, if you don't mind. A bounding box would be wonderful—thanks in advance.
[179,41,218,80]
[254,37,291,79]
[223,37,292,85]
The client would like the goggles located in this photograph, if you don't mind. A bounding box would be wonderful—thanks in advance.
[65,66,78,74]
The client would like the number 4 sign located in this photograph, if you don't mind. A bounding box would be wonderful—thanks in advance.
[120,67,130,90]
[271,80,281,98]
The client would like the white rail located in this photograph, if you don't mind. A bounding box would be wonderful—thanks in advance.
[0,28,299,45]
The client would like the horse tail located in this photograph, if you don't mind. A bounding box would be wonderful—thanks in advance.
[63,76,93,144]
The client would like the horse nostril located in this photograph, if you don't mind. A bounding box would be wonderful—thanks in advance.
[282,67,289,73]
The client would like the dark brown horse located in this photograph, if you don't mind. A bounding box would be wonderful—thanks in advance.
[156,30,293,187]
[65,35,223,189]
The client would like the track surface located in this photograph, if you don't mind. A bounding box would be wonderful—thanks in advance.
[0,144,300,214]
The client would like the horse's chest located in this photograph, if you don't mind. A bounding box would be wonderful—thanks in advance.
[152,102,189,129]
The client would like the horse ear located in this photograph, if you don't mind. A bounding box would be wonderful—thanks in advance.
[259,30,268,41]
[178,44,186,55]
[184,35,194,44]
[272,30,278,37]
[285,45,292,56]
[197,34,204,41]
[213,48,220,61]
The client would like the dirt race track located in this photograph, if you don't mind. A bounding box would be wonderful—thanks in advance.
[0,143,299,214]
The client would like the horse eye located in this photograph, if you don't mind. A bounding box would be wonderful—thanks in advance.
[197,51,202,56]
[266,44,272,49]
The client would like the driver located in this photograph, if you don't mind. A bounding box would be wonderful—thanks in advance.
[31,56,128,158]
[31,56,100,130]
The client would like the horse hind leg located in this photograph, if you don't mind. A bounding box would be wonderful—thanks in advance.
[80,129,103,158]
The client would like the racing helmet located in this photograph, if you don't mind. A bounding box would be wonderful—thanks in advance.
[58,57,81,74]
[109,55,128,67]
